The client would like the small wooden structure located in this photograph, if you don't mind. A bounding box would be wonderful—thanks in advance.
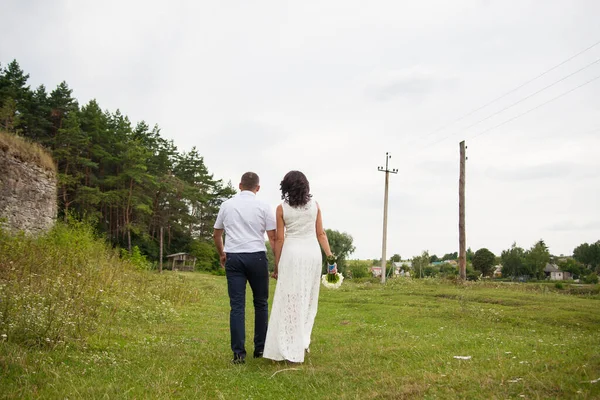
[166,253,197,271]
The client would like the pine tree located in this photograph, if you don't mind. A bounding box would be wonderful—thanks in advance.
[53,111,94,219]
[49,81,79,139]
[0,60,31,133]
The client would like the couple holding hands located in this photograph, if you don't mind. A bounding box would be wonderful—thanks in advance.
[213,171,335,364]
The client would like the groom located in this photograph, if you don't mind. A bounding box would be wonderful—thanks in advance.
[213,172,276,364]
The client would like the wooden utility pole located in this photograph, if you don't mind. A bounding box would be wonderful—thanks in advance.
[378,152,398,284]
[459,141,466,280]
[159,226,164,273]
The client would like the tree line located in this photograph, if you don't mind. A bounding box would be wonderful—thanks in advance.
[359,238,600,282]
[406,239,599,282]
[0,60,235,269]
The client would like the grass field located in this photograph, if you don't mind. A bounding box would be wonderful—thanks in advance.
[1,273,599,399]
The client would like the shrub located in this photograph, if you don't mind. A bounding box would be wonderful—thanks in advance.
[120,245,151,270]
[345,260,371,279]
[554,282,564,290]
[350,264,369,279]
[424,265,438,277]
[189,240,220,272]
[439,263,458,277]
[466,265,481,281]
[584,273,599,284]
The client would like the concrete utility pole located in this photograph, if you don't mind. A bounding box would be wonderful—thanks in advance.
[378,152,397,284]
[459,141,466,280]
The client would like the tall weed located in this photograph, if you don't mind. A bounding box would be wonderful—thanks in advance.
[0,222,200,347]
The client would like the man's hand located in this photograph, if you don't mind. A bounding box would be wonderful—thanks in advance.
[213,229,226,269]
[271,267,278,280]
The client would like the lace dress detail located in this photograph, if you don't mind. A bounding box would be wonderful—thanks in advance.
[263,200,321,362]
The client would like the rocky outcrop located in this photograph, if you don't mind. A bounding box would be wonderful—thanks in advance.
[0,146,57,235]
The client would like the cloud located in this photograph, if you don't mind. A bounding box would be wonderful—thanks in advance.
[365,67,457,101]
[485,162,577,181]
[547,221,600,232]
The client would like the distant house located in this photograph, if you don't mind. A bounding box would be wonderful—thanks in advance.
[373,261,413,278]
[493,264,503,278]
[447,260,458,266]
[543,263,572,281]
[391,262,403,275]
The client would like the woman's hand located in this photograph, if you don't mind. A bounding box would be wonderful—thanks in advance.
[326,253,337,274]
[330,263,338,275]
[271,267,278,280]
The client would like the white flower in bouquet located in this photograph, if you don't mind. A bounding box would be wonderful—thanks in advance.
[321,272,344,289]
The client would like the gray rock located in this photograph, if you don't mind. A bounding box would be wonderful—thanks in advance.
[0,150,57,235]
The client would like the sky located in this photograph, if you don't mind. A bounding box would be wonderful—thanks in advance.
[2,0,599,260]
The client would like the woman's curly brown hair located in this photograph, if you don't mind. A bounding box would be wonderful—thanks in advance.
[280,170,312,207]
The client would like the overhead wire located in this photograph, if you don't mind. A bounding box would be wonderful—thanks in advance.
[401,39,600,147]
[420,57,600,149]
[469,74,600,141]
[398,73,600,172]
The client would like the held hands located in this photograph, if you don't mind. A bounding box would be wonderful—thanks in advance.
[271,266,278,280]
[219,253,227,268]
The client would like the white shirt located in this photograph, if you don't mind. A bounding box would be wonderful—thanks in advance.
[214,191,276,253]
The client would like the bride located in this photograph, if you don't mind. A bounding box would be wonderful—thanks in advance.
[263,171,334,363]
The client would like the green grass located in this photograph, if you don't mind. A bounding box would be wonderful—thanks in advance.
[1,273,599,399]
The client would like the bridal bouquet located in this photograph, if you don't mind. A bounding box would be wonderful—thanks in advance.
[322,255,344,289]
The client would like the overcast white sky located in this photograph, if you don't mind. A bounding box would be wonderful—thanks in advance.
[2,0,599,259]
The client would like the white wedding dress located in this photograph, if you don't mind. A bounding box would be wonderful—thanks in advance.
[263,199,322,362]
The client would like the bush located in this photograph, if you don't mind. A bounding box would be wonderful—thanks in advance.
[439,263,458,277]
[120,245,151,270]
[554,282,564,290]
[189,240,220,272]
[346,260,371,279]
[466,265,481,281]
[584,273,599,284]
[424,266,438,277]
[350,264,369,279]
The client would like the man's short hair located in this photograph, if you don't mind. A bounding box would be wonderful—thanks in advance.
[240,172,260,190]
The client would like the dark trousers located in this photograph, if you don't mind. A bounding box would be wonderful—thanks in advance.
[225,252,269,358]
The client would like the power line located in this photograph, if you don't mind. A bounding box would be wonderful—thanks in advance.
[470,74,600,141]
[403,39,600,146]
[423,57,600,147]
[400,74,600,169]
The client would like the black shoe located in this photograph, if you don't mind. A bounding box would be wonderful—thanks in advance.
[231,355,245,365]
[253,350,263,359]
